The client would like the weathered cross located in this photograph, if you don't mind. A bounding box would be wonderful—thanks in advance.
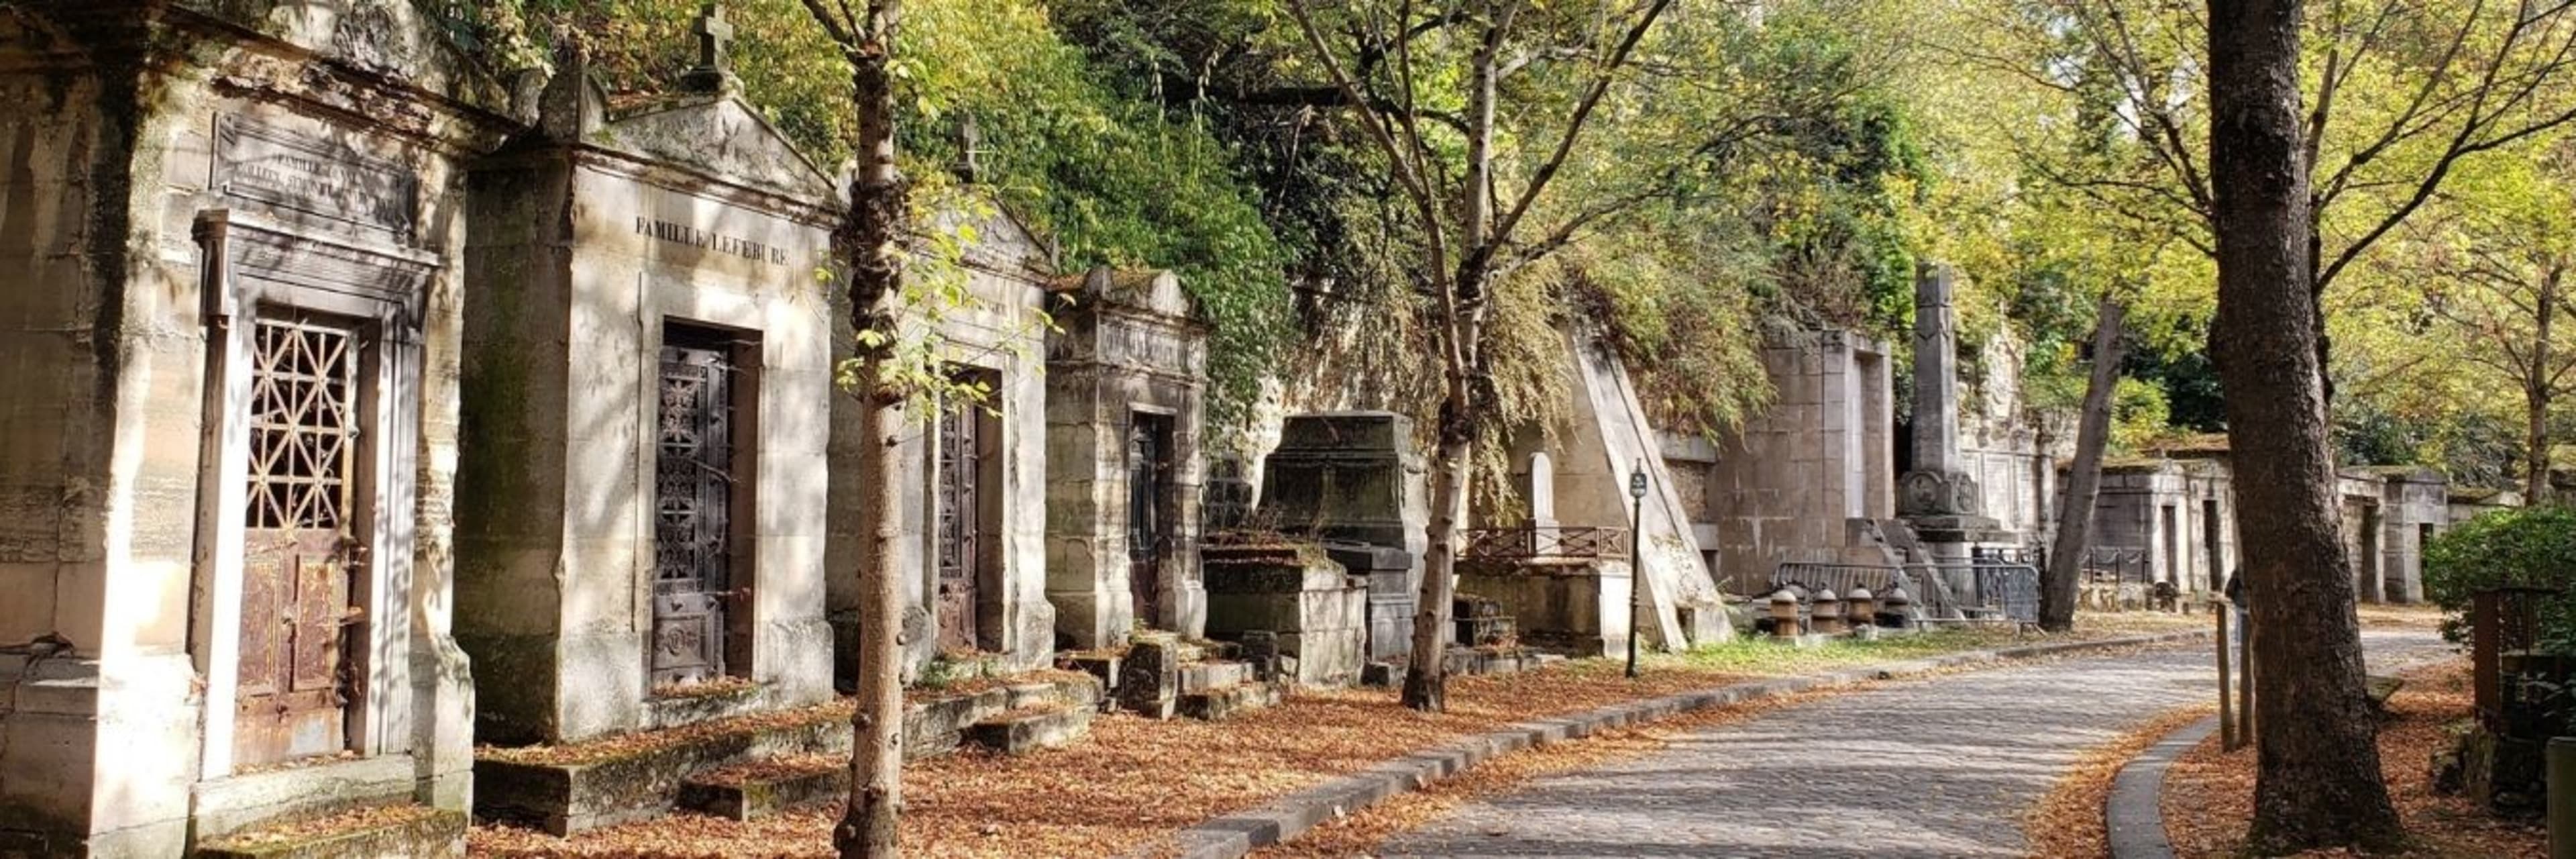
[693,4,733,73]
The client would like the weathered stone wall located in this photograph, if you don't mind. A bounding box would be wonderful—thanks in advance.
[2347,466,2447,604]
[0,1,511,852]
[458,78,840,744]
[826,207,1055,679]
[1044,269,1210,648]
[1960,332,2057,550]
[1690,330,1898,593]
[1553,330,1729,646]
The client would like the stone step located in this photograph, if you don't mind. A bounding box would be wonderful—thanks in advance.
[676,755,847,821]
[1177,660,1253,694]
[194,805,465,859]
[962,705,1094,755]
[476,671,1102,834]
[1178,683,1281,721]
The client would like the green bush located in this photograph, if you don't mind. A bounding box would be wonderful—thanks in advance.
[2423,505,2576,652]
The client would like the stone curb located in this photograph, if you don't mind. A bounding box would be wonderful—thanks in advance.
[2106,715,2220,859]
[1149,629,2214,859]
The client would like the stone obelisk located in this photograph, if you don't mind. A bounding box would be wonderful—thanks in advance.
[1898,264,1996,613]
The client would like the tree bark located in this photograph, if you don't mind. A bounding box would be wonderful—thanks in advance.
[2041,297,2127,631]
[2206,0,2403,851]
[833,2,908,856]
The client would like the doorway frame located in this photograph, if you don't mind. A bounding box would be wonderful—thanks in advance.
[189,210,433,779]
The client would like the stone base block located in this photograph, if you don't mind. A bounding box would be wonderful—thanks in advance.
[195,806,466,859]
[1179,683,1281,721]
[677,760,847,821]
[1179,661,1253,694]
[1458,563,1626,658]
[1360,661,1405,688]
[1442,646,1556,677]
[963,706,1093,755]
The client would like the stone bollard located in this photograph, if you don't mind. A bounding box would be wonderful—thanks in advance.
[1847,587,1878,629]
[1769,589,1801,640]
[1880,586,1913,629]
[1811,589,1846,636]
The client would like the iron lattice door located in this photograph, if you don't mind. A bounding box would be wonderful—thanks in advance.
[935,401,981,652]
[653,339,734,686]
[235,311,369,769]
[1128,417,1171,628]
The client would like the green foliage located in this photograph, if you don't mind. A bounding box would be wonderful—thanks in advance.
[2424,506,2576,652]
[2109,376,2171,453]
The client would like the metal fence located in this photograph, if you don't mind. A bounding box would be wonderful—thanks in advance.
[1460,525,1629,561]
[2473,586,2565,735]
[2083,547,2151,585]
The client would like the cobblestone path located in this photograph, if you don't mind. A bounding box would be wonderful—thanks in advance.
[1381,629,2450,858]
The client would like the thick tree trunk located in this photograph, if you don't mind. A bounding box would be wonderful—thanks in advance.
[2206,0,2403,851]
[835,3,908,856]
[2041,297,2127,631]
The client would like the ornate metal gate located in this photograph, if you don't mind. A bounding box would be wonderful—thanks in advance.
[1128,416,1172,628]
[235,311,368,768]
[653,335,734,686]
[935,398,982,652]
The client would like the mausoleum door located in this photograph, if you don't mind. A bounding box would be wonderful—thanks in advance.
[653,334,737,687]
[233,308,372,769]
[935,398,982,652]
[1128,415,1174,628]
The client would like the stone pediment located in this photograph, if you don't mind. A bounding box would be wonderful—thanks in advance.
[180,0,511,111]
[596,95,839,203]
[1054,267,1200,323]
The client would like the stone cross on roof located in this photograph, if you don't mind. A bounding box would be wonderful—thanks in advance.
[682,4,741,95]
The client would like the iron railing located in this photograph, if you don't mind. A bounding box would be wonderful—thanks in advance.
[2083,547,2151,585]
[1461,525,1630,561]
[2473,586,2564,735]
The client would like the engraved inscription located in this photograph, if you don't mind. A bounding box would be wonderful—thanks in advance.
[635,216,792,266]
[215,115,419,237]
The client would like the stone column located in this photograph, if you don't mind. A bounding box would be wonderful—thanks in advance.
[1898,264,1997,612]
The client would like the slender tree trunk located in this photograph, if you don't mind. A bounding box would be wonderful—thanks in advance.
[2207,0,2402,850]
[835,3,908,856]
[2530,277,2556,503]
[2041,297,2127,631]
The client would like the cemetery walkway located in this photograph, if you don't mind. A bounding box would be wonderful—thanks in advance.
[1376,629,2449,858]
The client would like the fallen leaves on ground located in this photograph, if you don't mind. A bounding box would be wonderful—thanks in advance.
[2020,703,2214,859]
[468,620,2181,858]
[2161,658,2541,858]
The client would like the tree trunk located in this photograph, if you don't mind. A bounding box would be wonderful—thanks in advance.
[2529,276,2556,503]
[2041,297,2127,631]
[1403,404,1472,711]
[835,3,908,856]
[2206,0,2403,851]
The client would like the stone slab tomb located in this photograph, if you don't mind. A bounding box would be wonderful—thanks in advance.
[455,35,837,748]
[1256,412,1432,662]
[0,1,515,854]
[1201,543,1367,686]
[1044,266,1212,648]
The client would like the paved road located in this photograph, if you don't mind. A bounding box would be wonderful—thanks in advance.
[1381,629,2451,858]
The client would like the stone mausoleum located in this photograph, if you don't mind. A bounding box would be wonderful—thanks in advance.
[1666,327,1900,594]
[0,1,512,853]
[1045,267,1211,648]
[453,40,838,746]
[827,202,1058,678]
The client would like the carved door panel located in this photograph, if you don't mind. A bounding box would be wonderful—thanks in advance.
[1128,416,1171,628]
[935,399,981,652]
[653,338,733,687]
[235,311,368,769]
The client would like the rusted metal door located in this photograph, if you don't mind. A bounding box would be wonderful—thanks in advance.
[935,399,982,652]
[235,311,368,769]
[1128,417,1171,628]
[652,336,733,686]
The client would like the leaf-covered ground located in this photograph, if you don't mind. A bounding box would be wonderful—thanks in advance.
[469,616,2200,858]
[2161,657,2543,858]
